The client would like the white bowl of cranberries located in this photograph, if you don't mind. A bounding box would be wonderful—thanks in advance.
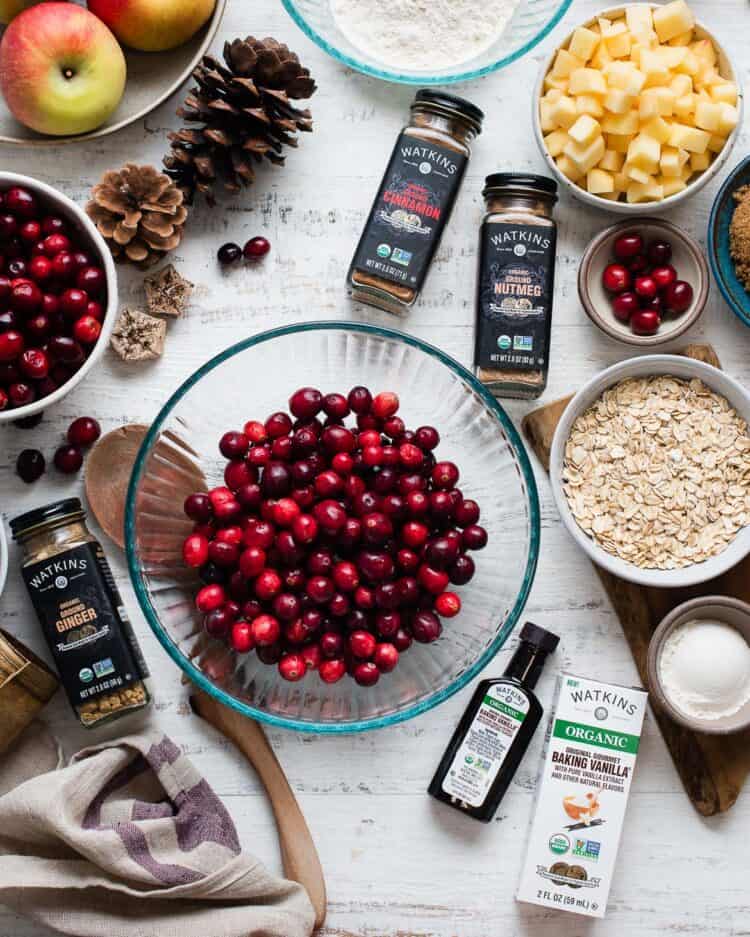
[578,217,709,347]
[0,172,117,422]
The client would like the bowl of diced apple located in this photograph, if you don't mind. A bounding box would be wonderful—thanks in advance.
[533,2,743,212]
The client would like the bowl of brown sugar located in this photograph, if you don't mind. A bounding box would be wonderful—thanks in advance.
[708,154,750,329]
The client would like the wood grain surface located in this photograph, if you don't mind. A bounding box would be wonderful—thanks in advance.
[1,1,750,934]
[522,344,750,817]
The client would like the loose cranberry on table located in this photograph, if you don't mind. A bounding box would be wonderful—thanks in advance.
[182,386,488,687]
[244,237,271,260]
[16,448,45,483]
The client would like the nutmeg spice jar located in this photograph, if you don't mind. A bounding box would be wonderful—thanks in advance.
[348,90,483,314]
[10,499,151,728]
[474,174,558,399]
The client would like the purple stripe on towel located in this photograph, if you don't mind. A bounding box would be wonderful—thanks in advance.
[174,779,240,855]
[146,736,183,772]
[131,801,174,821]
[115,821,203,886]
[83,756,149,830]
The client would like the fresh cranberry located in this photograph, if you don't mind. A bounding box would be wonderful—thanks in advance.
[204,608,233,637]
[602,263,630,294]
[247,445,271,468]
[28,255,53,282]
[289,387,323,420]
[76,266,106,296]
[5,187,37,219]
[319,658,346,683]
[244,236,271,259]
[19,348,48,379]
[320,631,344,659]
[612,292,640,323]
[273,593,302,622]
[426,536,460,569]
[10,280,41,313]
[347,386,372,414]
[0,329,24,361]
[418,565,450,594]
[255,569,282,601]
[230,620,255,653]
[375,610,402,637]
[301,644,322,671]
[41,216,65,236]
[216,526,243,546]
[651,265,677,291]
[72,315,101,345]
[48,335,84,364]
[372,391,399,420]
[0,214,17,238]
[322,424,356,453]
[383,416,405,439]
[435,592,461,617]
[353,662,380,687]
[19,220,41,243]
[634,275,658,300]
[323,392,349,419]
[412,611,442,643]
[218,242,242,265]
[41,293,59,316]
[238,546,266,579]
[648,239,672,265]
[16,448,45,483]
[278,653,306,682]
[251,614,281,646]
[313,499,347,532]
[86,300,104,322]
[185,493,212,522]
[374,643,399,673]
[349,630,376,660]
[362,512,392,545]
[332,560,359,592]
[415,425,440,450]
[462,524,488,550]
[354,585,376,609]
[357,550,395,583]
[630,309,661,335]
[663,280,693,315]
[244,420,267,443]
[308,575,335,604]
[453,499,480,528]
[262,462,292,497]
[613,233,643,260]
[398,442,423,468]
[43,234,71,257]
[432,461,459,490]
[183,534,209,568]
[393,628,413,652]
[208,541,239,568]
[60,288,88,318]
[9,381,34,407]
[195,584,226,613]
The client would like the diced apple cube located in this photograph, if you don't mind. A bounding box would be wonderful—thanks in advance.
[576,94,605,118]
[694,99,721,132]
[625,164,653,184]
[549,95,578,129]
[640,49,671,86]
[600,149,625,172]
[690,151,710,171]
[670,74,693,96]
[675,49,699,76]
[627,180,664,203]
[658,46,688,69]
[661,176,687,196]
[707,133,726,153]
[539,100,555,132]
[569,68,608,95]
[711,82,738,105]
[640,87,676,119]
[660,146,684,177]
[591,41,613,70]
[604,88,635,114]
[544,73,569,93]
[625,5,656,43]
[544,87,564,102]
[668,122,710,153]
[691,38,716,65]
[564,135,606,174]
[717,102,739,135]
[627,132,661,172]
[668,30,694,47]
[653,1,695,43]
[606,133,632,154]
[674,93,696,118]
[613,170,630,191]
[568,114,602,146]
[604,22,632,58]
[544,130,570,157]
[552,48,584,79]
[605,61,646,94]
[556,155,583,182]
[569,26,600,63]
[601,110,641,135]
[587,168,615,193]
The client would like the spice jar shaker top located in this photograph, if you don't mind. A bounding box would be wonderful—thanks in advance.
[474,173,558,400]
[348,90,483,315]
[11,498,151,728]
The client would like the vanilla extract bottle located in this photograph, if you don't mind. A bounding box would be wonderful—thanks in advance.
[429,622,559,822]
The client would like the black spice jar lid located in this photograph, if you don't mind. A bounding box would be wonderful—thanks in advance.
[520,621,560,655]
[10,498,85,540]
[483,173,558,201]
[413,90,484,133]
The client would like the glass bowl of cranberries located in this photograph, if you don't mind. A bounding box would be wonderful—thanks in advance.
[125,322,540,733]
[578,217,708,347]
[0,172,117,423]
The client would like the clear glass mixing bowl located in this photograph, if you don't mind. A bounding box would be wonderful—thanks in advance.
[126,323,540,732]
[281,0,572,85]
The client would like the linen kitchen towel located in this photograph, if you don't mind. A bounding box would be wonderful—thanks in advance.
[0,728,315,937]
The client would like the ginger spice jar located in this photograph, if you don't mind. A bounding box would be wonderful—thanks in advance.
[348,90,483,314]
[474,174,558,399]
[11,498,150,728]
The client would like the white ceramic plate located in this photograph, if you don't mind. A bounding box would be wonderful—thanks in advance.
[0,0,226,146]
[532,3,744,214]
[550,355,750,587]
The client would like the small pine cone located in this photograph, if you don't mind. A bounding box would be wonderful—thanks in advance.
[86,163,188,267]
[163,36,316,205]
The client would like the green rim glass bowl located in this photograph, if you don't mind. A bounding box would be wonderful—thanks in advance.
[281,0,572,85]
[125,323,540,733]
[0,172,118,424]
[533,4,744,214]
[708,155,750,329]
[550,355,750,588]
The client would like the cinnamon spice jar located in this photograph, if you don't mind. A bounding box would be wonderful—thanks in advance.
[348,90,483,314]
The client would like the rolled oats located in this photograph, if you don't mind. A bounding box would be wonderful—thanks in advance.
[562,376,750,570]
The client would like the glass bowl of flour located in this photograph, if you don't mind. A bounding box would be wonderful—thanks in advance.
[281,0,572,84]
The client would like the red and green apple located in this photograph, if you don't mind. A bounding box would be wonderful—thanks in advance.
[87,0,216,52]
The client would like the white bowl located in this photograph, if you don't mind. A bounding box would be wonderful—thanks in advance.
[549,355,750,587]
[0,172,118,423]
[533,3,744,214]
[0,517,7,599]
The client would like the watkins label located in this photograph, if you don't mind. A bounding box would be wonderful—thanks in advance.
[475,221,556,373]
[517,674,647,919]
[350,133,468,290]
[22,543,149,708]
[442,683,529,808]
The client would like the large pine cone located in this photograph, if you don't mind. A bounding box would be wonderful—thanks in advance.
[86,164,188,267]
[163,36,316,204]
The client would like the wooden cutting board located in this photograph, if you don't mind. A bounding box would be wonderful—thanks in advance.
[522,344,750,816]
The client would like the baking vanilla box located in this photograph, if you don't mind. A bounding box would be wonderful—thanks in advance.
[517,673,648,918]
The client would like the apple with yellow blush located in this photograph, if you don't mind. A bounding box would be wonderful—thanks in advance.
[87,0,217,52]
[0,2,126,136]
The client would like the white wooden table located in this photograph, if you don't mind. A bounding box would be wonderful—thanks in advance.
[1,1,749,934]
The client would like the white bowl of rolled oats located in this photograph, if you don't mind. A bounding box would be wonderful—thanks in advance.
[550,355,750,587]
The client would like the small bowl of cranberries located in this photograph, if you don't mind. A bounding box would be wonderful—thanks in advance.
[579,218,709,348]
[125,323,540,733]
[0,172,117,423]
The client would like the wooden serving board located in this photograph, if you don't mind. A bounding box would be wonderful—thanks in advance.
[522,344,750,816]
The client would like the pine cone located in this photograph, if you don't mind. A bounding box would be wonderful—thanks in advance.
[86,164,188,267]
[163,36,316,204]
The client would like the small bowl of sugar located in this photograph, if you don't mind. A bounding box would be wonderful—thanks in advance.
[647,596,750,735]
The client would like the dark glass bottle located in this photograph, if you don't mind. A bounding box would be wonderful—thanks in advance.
[429,622,559,822]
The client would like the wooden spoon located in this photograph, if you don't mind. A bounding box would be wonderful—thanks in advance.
[84,423,328,927]
[191,689,327,930]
